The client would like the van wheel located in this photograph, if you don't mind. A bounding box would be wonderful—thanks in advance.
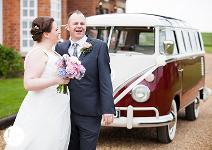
[185,98,200,121]
[157,100,177,143]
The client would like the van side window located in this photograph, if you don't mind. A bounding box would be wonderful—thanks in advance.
[173,31,179,54]
[86,27,110,43]
[159,29,178,55]
[196,32,203,51]
[181,31,187,53]
[159,30,166,53]
[182,31,192,52]
[109,27,155,54]
[138,32,154,54]
[189,31,198,52]
[176,30,186,54]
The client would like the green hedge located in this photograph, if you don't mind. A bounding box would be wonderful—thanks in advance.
[0,44,24,78]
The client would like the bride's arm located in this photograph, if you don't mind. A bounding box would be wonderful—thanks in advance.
[23,49,69,91]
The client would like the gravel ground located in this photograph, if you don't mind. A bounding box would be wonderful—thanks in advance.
[1,54,212,150]
[0,130,5,150]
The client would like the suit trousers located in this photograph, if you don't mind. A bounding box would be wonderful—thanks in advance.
[68,112,102,150]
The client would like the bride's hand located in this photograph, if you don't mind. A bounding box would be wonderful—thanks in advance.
[55,77,70,85]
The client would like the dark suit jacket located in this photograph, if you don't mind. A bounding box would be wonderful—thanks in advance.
[55,37,115,116]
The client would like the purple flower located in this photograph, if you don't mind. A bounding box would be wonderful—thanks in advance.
[80,66,86,75]
[58,68,67,78]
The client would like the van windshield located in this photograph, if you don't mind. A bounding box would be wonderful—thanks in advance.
[86,27,155,55]
[86,27,110,44]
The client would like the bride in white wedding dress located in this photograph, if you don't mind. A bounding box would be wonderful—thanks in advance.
[5,17,71,150]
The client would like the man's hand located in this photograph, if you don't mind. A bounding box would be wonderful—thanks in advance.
[61,24,69,31]
[102,114,114,126]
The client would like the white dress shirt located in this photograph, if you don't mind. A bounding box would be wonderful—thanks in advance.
[68,35,88,57]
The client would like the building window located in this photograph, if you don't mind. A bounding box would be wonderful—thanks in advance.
[51,0,61,26]
[20,0,37,52]
[0,0,2,44]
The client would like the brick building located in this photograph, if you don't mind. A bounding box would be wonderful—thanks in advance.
[0,0,125,55]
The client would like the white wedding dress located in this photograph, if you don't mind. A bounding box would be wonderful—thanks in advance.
[5,49,71,150]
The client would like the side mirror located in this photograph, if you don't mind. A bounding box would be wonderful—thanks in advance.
[163,40,174,55]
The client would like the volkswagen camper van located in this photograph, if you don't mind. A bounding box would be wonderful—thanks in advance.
[86,13,210,143]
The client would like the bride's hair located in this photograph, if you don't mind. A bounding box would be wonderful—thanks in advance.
[30,16,54,42]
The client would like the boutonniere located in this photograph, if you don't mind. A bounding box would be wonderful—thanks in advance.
[80,42,92,55]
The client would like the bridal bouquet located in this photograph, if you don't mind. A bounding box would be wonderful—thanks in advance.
[56,54,86,94]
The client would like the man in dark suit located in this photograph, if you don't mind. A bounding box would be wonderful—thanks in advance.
[55,10,115,150]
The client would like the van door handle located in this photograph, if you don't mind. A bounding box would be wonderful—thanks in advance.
[178,68,184,72]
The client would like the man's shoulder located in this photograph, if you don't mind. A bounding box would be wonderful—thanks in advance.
[88,37,106,47]
[56,40,71,47]
[55,40,71,51]
[93,38,105,44]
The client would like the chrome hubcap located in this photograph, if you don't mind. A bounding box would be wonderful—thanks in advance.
[168,101,177,140]
[194,98,200,117]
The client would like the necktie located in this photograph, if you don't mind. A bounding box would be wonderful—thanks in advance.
[72,43,79,57]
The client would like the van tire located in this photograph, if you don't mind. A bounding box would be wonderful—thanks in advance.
[157,100,177,143]
[185,98,200,121]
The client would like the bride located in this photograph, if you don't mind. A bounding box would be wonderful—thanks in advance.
[5,16,71,150]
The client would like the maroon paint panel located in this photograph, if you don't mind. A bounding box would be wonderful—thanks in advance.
[114,55,205,117]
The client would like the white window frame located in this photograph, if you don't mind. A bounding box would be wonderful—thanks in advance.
[182,30,193,53]
[50,0,61,26]
[175,29,186,54]
[159,28,178,55]
[194,32,202,51]
[0,0,3,44]
[189,31,198,52]
[20,0,37,53]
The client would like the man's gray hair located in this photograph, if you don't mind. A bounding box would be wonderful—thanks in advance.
[68,10,84,18]
[68,10,85,22]
[72,10,83,15]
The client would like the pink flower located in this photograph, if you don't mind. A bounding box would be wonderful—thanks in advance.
[82,42,92,49]
[56,59,64,68]
[81,42,92,54]
[56,55,86,94]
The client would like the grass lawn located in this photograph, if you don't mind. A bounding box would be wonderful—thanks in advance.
[205,46,212,53]
[0,78,26,119]
[202,32,212,46]
[202,32,212,53]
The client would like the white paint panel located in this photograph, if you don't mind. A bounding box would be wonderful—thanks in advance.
[109,54,156,91]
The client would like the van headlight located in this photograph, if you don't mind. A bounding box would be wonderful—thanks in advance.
[131,85,150,102]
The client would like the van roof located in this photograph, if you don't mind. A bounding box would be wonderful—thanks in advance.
[86,13,193,29]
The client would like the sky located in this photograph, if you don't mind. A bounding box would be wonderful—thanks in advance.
[126,0,212,32]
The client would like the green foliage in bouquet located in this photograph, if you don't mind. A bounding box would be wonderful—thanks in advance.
[0,44,24,78]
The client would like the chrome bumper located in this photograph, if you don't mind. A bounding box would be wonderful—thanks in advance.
[101,105,175,129]
[202,87,211,101]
